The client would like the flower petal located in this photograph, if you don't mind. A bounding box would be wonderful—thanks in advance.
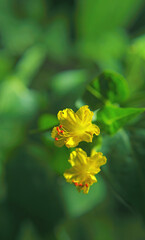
[76,105,93,123]
[83,186,90,194]
[88,153,107,174]
[92,124,100,135]
[81,131,93,143]
[57,108,77,125]
[89,174,98,183]
[63,168,78,181]
[65,137,80,148]
[51,127,57,138]
[91,152,107,167]
[68,148,87,167]
[54,139,65,147]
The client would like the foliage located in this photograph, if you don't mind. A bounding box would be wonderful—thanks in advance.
[0,0,145,239]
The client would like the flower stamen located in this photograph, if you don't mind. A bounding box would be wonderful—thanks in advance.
[72,180,84,187]
[56,126,60,132]
[72,180,78,186]
[75,183,78,186]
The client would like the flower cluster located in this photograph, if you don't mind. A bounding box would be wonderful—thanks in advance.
[51,105,107,194]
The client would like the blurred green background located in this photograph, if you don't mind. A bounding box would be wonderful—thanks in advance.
[0,0,145,239]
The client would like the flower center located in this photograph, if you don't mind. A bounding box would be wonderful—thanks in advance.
[55,125,70,141]
[73,122,91,135]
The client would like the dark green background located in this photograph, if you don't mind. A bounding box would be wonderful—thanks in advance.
[0,0,145,239]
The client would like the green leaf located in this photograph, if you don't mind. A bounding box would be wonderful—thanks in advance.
[38,114,59,131]
[97,104,145,134]
[101,130,145,220]
[83,70,129,111]
[90,70,129,104]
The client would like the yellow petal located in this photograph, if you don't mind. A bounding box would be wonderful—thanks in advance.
[51,127,57,138]
[68,148,87,166]
[92,124,100,135]
[68,150,77,166]
[91,152,107,167]
[63,168,78,181]
[76,105,93,123]
[80,132,93,143]
[89,153,107,175]
[83,186,90,194]
[57,108,77,125]
[86,124,100,136]
[89,174,97,183]
[91,148,97,157]
[54,139,65,147]
[65,137,79,148]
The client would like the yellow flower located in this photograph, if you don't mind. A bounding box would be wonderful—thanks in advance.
[63,148,107,194]
[51,105,100,148]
